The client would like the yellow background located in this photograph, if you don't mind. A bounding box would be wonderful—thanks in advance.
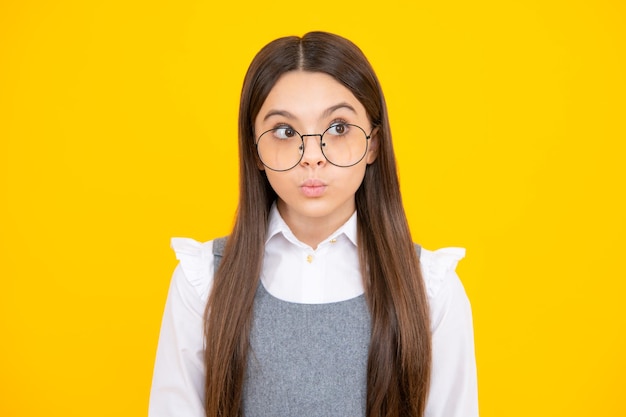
[1,0,624,416]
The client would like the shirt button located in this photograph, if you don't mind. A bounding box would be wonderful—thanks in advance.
[330,238,337,244]
[306,254,313,263]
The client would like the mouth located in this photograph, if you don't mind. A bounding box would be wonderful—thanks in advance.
[300,179,327,197]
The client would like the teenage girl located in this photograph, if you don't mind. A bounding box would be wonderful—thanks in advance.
[149,31,478,417]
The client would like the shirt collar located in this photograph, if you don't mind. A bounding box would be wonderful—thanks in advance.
[266,202,358,248]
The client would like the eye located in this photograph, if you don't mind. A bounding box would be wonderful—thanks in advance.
[326,123,349,136]
[273,126,297,139]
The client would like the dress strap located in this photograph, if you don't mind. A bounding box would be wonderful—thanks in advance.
[414,243,422,258]
[212,236,228,269]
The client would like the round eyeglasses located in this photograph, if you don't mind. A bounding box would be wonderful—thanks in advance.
[255,123,373,172]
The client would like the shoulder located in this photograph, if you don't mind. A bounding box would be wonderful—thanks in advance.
[418,246,469,328]
[418,246,465,299]
[170,237,224,302]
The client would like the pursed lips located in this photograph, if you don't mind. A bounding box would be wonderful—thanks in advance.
[300,179,327,197]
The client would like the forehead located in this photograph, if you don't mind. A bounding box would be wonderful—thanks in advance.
[256,71,367,122]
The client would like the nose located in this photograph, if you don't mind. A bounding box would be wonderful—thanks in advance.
[299,134,326,167]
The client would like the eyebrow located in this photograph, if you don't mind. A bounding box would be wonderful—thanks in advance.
[262,102,358,122]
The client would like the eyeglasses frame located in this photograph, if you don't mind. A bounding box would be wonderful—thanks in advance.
[255,123,375,172]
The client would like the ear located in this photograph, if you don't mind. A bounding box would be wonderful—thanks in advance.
[366,127,380,164]
[253,137,265,171]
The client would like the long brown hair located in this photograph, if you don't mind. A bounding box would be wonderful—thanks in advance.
[204,31,431,417]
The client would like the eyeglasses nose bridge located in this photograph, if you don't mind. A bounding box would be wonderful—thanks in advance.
[298,133,325,153]
[300,133,323,141]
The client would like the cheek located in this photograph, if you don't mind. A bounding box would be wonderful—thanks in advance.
[343,165,368,191]
[264,171,290,194]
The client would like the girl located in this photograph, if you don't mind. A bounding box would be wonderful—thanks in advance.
[150,32,478,417]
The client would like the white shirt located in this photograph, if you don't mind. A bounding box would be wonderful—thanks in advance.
[149,206,479,417]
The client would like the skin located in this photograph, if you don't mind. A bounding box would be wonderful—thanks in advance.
[254,71,378,249]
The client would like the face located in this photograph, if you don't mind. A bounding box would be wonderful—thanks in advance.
[254,70,378,238]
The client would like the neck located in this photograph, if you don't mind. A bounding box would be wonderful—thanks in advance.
[276,200,354,249]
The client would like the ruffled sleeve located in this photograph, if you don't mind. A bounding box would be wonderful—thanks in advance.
[148,238,215,417]
[420,247,465,300]
[420,247,479,417]
[170,237,215,302]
